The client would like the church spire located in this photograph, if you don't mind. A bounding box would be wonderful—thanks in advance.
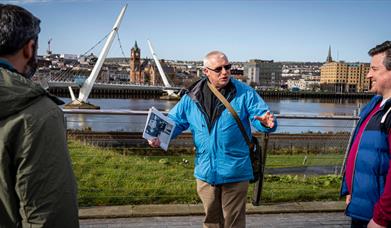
[326,45,333,63]
[132,41,139,51]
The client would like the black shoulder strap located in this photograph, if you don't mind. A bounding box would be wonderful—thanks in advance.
[381,106,391,133]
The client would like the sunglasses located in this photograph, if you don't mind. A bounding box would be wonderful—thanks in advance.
[207,64,232,73]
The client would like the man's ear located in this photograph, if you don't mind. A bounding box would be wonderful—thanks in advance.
[203,68,208,76]
[22,39,35,60]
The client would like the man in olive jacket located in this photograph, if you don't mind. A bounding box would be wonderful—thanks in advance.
[0,4,79,227]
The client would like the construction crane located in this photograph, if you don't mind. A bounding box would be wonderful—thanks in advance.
[47,38,52,55]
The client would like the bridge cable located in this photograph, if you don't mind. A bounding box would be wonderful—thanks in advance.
[80,31,111,58]
[47,31,112,83]
[115,31,129,63]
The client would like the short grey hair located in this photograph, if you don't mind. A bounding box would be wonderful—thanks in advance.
[203,51,228,68]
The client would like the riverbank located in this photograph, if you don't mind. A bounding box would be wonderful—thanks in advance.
[48,83,375,99]
[258,90,373,99]
[69,140,342,207]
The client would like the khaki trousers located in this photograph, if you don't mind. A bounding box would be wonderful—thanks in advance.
[196,179,249,228]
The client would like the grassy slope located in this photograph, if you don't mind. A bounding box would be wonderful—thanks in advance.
[69,141,343,206]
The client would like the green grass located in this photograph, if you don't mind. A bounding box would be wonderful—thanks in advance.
[254,174,341,202]
[266,154,344,168]
[69,141,343,206]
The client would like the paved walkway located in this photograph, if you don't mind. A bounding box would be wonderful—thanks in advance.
[79,201,350,227]
[80,212,350,227]
[79,201,346,219]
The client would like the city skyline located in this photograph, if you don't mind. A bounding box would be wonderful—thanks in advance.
[6,0,391,62]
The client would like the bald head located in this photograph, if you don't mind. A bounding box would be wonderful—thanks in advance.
[202,50,231,89]
[203,51,228,69]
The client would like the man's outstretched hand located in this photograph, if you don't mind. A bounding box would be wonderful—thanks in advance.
[148,138,161,147]
[254,111,275,129]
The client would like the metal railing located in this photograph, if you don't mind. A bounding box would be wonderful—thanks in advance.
[63,108,360,119]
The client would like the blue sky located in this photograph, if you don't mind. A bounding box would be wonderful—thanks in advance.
[6,0,391,62]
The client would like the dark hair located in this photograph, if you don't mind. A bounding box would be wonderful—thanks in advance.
[368,41,391,71]
[0,4,41,56]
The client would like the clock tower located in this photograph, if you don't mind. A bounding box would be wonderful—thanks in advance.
[130,41,141,83]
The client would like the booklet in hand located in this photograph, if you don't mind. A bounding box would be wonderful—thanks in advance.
[143,107,176,151]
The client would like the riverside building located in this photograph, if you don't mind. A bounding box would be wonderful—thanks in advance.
[320,46,370,93]
[244,59,282,89]
[129,41,175,86]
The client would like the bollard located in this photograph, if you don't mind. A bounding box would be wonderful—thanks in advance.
[303,155,308,165]
[252,133,269,206]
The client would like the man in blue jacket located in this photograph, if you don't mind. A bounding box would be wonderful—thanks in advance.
[149,51,276,227]
[341,41,391,228]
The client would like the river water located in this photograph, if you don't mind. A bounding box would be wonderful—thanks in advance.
[62,97,370,133]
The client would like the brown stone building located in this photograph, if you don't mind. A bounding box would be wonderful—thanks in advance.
[129,41,175,86]
[129,41,142,84]
[320,46,370,92]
